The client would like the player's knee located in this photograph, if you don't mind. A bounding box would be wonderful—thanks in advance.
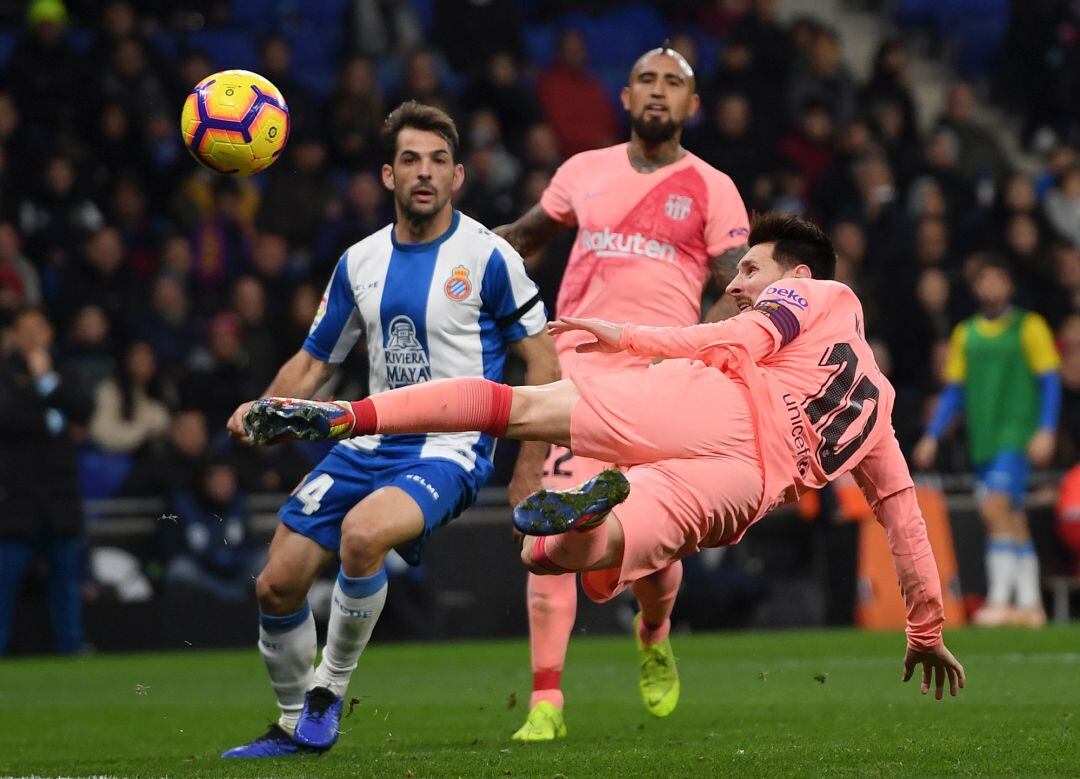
[255,570,305,614]
[339,520,387,572]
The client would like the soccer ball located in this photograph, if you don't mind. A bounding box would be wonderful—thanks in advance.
[180,69,289,176]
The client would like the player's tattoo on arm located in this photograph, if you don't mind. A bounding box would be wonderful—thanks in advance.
[493,203,569,257]
[702,246,747,322]
[710,245,746,289]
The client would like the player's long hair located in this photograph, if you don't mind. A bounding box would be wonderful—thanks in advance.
[748,212,836,280]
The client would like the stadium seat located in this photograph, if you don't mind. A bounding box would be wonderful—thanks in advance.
[686,30,718,77]
[894,0,937,28]
[569,5,668,71]
[185,29,261,72]
[934,0,1010,75]
[524,24,558,68]
[77,448,133,501]
[598,65,630,109]
[0,30,16,71]
[288,28,342,95]
[412,0,436,38]
[149,29,179,65]
[66,28,94,54]
[376,57,405,98]
[304,0,348,25]
[231,0,273,31]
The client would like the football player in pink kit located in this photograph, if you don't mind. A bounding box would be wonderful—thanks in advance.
[494,45,749,737]
[245,213,966,705]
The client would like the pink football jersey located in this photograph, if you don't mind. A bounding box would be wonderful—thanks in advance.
[540,143,749,370]
[623,277,912,515]
[618,278,940,647]
[746,279,905,495]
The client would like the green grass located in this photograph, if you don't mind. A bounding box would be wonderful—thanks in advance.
[1,626,1078,777]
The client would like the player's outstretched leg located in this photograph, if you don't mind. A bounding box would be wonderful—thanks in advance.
[242,377,578,448]
[512,469,630,536]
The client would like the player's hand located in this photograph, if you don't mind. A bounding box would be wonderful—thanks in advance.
[227,401,256,444]
[912,436,938,471]
[548,317,625,353]
[903,642,965,700]
[1027,428,1056,468]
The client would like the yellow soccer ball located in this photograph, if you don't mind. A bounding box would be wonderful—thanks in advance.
[180,69,289,176]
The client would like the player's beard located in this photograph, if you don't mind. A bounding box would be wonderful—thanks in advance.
[632,112,680,144]
[396,188,449,225]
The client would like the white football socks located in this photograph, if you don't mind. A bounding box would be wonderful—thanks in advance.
[258,603,317,735]
[1013,540,1042,609]
[985,535,1016,607]
[312,567,388,698]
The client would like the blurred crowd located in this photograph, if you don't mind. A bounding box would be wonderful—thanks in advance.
[0,0,1077,630]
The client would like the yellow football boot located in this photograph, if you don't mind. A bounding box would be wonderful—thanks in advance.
[635,613,680,717]
[511,701,567,742]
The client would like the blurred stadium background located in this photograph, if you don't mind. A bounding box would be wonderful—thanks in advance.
[0,0,1077,659]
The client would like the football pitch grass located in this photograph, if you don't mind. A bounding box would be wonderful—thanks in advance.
[2,625,1079,778]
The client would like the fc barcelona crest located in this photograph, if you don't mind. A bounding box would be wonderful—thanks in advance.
[444,265,472,301]
[664,194,692,221]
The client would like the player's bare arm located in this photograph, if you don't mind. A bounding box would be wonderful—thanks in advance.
[493,203,570,258]
[702,246,747,323]
[507,330,563,506]
[227,348,335,442]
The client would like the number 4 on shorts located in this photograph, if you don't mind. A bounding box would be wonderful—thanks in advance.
[296,473,334,515]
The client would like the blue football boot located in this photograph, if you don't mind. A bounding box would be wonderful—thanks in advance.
[513,468,631,536]
[293,686,345,750]
[221,724,315,758]
[243,398,355,445]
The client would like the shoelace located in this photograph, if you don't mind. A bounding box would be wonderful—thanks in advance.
[642,647,670,671]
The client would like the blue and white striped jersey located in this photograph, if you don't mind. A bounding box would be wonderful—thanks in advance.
[304,211,547,481]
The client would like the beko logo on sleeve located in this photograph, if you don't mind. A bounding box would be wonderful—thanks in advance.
[764,287,808,309]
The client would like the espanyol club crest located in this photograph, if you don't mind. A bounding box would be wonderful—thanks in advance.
[664,194,692,221]
[444,265,472,301]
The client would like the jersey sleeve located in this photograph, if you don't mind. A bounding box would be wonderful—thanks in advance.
[538,155,580,227]
[703,171,750,257]
[1019,312,1061,374]
[850,430,944,650]
[480,245,547,343]
[744,277,824,354]
[622,312,776,362]
[622,277,828,362]
[303,254,364,364]
[942,323,967,383]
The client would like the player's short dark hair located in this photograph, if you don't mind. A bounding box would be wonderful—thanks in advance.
[749,212,836,280]
[381,101,459,164]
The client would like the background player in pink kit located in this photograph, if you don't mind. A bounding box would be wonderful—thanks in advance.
[494,45,749,737]
[246,213,966,705]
